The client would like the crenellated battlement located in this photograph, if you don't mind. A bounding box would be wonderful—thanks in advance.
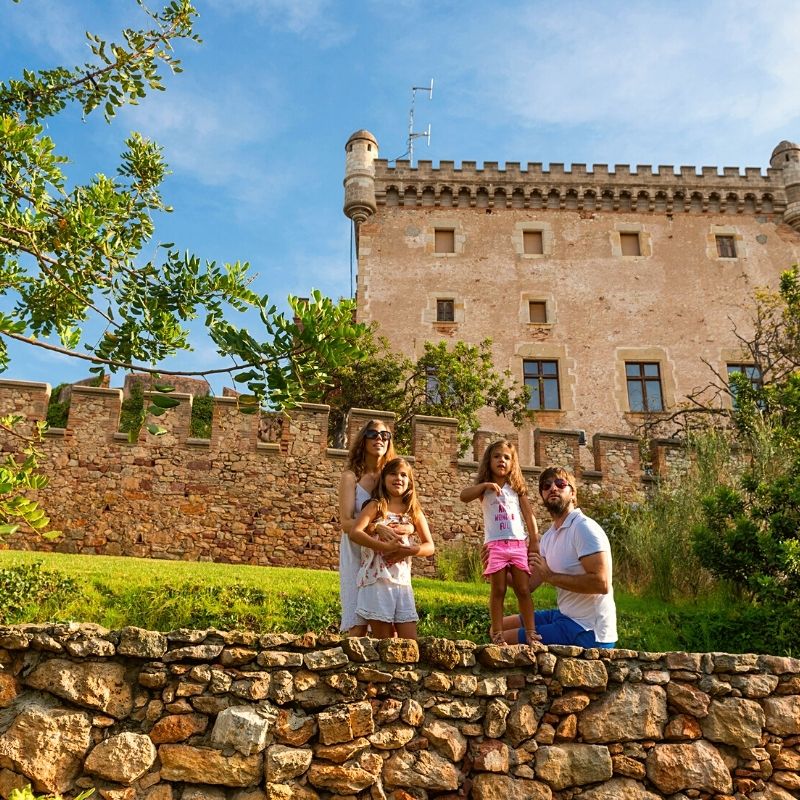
[1,379,688,569]
[378,158,778,181]
[343,129,800,227]
[373,158,784,215]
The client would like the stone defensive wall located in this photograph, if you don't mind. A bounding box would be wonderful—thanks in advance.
[0,624,798,799]
[373,159,785,216]
[0,379,687,570]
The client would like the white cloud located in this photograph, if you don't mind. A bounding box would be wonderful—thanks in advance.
[372,0,800,166]
[0,2,157,66]
[118,77,293,213]
[206,0,351,46]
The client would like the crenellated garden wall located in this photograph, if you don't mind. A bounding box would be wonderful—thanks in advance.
[0,379,691,571]
[0,624,799,799]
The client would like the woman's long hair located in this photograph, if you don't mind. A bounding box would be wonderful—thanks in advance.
[475,439,527,496]
[346,419,397,479]
[372,457,422,525]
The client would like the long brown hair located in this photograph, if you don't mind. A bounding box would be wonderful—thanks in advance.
[372,457,423,525]
[476,439,527,496]
[346,419,397,479]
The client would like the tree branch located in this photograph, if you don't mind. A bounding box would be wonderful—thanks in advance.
[0,328,319,379]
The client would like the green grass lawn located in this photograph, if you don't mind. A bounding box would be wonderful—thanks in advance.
[0,549,793,654]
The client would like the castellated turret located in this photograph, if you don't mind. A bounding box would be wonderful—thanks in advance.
[771,139,800,231]
[343,129,378,224]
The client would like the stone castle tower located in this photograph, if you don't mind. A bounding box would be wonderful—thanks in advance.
[343,131,800,462]
[770,140,800,231]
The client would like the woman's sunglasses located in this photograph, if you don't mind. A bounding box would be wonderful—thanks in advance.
[364,430,392,442]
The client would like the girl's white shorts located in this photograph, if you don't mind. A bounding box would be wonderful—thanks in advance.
[357,581,419,624]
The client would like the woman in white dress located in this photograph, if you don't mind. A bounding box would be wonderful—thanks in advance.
[338,419,410,635]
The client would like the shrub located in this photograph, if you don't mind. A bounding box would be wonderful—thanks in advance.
[435,541,484,583]
[45,383,70,428]
[581,429,737,602]
[190,395,213,438]
[0,562,78,624]
[119,382,146,434]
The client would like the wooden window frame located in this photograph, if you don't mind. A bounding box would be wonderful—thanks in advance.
[528,300,547,324]
[716,235,737,259]
[436,298,455,323]
[625,361,664,412]
[523,359,560,410]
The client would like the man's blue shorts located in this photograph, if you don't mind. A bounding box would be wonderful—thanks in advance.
[518,609,615,649]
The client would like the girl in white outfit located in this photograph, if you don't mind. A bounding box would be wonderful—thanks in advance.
[338,420,412,635]
[350,457,434,639]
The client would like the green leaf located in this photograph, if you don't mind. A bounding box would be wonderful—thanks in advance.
[147,423,167,436]
[149,395,180,409]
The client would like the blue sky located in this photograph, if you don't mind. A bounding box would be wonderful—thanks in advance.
[1,0,799,393]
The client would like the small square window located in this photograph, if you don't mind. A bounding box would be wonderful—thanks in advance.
[529,301,547,324]
[523,230,544,255]
[620,233,641,257]
[625,362,664,412]
[434,228,455,253]
[436,299,455,322]
[716,235,736,258]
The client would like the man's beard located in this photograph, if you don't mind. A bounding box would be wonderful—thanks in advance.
[544,494,571,515]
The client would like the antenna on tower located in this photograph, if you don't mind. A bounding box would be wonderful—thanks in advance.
[406,79,433,165]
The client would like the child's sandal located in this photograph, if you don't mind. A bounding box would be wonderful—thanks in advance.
[525,629,541,645]
[490,630,506,646]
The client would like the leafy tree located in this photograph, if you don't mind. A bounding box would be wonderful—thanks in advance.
[693,266,800,609]
[0,1,365,535]
[320,329,531,454]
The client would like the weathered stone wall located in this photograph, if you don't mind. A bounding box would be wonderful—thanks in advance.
[1,380,697,570]
[1,624,799,799]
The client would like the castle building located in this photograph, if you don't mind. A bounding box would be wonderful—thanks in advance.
[343,131,800,463]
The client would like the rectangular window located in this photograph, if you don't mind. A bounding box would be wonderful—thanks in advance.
[529,301,547,324]
[727,363,762,407]
[523,230,544,255]
[434,228,455,253]
[620,233,642,257]
[625,362,664,412]
[524,359,560,410]
[436,298,455,322]
[716,235,736,258]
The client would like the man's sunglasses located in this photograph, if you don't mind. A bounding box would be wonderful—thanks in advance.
[364,430,392,442]
[541,478,570,491]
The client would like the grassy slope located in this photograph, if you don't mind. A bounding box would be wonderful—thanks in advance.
[0,549,769,653]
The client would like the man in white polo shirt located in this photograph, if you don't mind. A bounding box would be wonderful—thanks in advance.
[501,465,617,648]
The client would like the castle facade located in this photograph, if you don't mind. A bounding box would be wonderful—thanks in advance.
[343,132,800,462]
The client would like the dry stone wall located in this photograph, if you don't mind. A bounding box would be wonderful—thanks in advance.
[2,380,688,571]
[1,624,799,799]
